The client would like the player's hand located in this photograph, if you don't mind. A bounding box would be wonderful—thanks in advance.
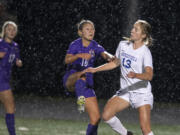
[77,53,91,60]
[84,67,96,73]
[127,71,136,78]
[107,55,115,62]
[16,59,23,67]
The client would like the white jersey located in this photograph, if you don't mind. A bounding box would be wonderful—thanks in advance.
[115,40,153,93]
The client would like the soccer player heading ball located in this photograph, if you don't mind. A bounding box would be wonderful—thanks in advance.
[85,20,154,135]
[63,19,114,135]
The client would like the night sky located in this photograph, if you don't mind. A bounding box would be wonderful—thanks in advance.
[0,0,180,102]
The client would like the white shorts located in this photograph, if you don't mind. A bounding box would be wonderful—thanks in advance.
[115,91,154,109]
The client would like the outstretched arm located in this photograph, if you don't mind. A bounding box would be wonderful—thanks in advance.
[101,51,115,62]
[65,53,91,64]
[85,57,120,73]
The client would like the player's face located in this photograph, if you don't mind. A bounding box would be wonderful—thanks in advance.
[4,24,17,40]
[81,23,95,41]
[130,23,146,42]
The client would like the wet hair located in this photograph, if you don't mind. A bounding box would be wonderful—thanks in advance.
[0,21,18,39]
[77,19,94,31]
[136,20,152,46]
[123,19,153,47]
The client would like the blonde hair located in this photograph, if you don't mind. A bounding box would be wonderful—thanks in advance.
[1,21,18,39]
[123,20,153,47]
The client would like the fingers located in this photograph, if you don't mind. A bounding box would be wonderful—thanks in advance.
[80,53,92,60]
[108,56,116,62]
[127,71,136,78]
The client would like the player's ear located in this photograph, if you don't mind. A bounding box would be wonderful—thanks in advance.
[142,33,146,39]
[78,30,82,37]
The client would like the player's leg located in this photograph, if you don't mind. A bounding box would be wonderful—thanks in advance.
[74,75,88,112]
[132,92,154,135]
[102,95,130,135]
[0,89,16,135]
[65,71,84,92]
[85,96,100,135]
[138,105,154,135]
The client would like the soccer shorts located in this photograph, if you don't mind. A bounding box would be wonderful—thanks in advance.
[116,91,153,109]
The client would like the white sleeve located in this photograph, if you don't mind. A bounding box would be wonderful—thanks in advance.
[144,49,153,69]
[115,41,121,59]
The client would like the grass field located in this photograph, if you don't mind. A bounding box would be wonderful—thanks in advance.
[0,117,179,135]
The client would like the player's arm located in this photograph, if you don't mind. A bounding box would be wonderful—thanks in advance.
[16,59,23,67]
[85,57,120,73]
[65,53,91,64]
[0,52,6,58]
[127,66,153,81]
[101,51,115,62]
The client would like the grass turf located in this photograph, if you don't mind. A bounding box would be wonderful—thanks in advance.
[0,117,179,135]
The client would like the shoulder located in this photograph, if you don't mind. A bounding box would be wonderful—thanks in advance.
[143,45,151,53]
[119,40,131,46]
[117,40,131,50]
[12,41,19,47]
[70,38,81,45]
[91,40,103,48]
[69,38,81,48]
[141,45,152,58]
[0,38,3,44]
[0,39,5,47]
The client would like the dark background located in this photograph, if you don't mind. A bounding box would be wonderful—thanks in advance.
[0,0,180,102]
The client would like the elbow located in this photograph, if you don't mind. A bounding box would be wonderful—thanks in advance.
[148,74,153,81]
[0,53,5,58]
[64,59,71,64]
[148,77,153,81]
[64,60,68,64]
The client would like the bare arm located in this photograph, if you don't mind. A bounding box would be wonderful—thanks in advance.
[101,51,115,61]
[85,57,120,73]
[0,52,6,58]
[64,53,91,64]
[65,54,79,64]
[127,66,153,81]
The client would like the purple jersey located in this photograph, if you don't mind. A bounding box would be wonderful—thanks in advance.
[64,38,105,87]
[0,39,20,83]
[67,38,105,71]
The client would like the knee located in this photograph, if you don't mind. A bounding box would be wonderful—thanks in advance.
[5,104,15,114]
[102,111,110,121]
[90,114,101,125]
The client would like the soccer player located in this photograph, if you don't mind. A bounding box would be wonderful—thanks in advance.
[63,19,114,135]
[85,20,154,135]
[0,21,22,135]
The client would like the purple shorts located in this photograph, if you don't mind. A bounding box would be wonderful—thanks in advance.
[0,83,11,92]
[84,88,96,98]
[0,80,11,92]
[63,69,77,89]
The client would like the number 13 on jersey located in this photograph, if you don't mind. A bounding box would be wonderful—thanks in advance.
[122,58,131,68]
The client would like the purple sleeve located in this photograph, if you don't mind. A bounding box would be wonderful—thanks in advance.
[67,43,78,54]
[14,43,20,59]
[95,44,105,56]
[0,43,7,52]
[15,48,20,59]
